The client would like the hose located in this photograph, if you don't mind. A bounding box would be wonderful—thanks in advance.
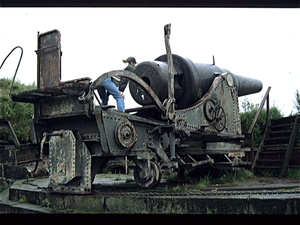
[0,46,24,98]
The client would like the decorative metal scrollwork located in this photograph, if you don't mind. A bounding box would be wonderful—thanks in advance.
[204,98,217,122]
[213,105,226,132]
[204,99,226,132]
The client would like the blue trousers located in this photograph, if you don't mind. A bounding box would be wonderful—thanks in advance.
[97,78,125,112]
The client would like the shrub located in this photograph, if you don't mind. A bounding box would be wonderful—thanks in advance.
[0,78,35,142]
[240,98,283,147]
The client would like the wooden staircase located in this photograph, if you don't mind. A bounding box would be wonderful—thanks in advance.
[253,115,300,177]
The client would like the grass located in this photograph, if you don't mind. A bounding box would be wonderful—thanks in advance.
[18,196,28,203]
[162,168,255,189]
[196,169,255,187]
[258,168,300,179]
[114,173,122,181]
[259,169,279,177]
[197,174,212,187]
[125,178,134,183]
[215,169,255,185]
[41,198,51,208]
[0,185,10,193]
[162,169,179,184]
[286,168,300,179]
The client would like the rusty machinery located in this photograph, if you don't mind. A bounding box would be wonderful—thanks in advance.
[9,25,262,193]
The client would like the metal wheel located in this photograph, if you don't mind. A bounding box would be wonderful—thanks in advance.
[213,105,226,132]
[204,99,216,121]
[134,161,162,188]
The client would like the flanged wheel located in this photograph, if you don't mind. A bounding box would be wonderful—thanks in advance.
[134,161,162,188]
[115,121,138,148]
[204,99,216,121]
[213,105,226,132]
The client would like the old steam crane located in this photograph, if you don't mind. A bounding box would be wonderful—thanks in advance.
[10,25,262,193]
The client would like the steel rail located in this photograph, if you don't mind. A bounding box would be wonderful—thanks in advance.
[93,188,300,197]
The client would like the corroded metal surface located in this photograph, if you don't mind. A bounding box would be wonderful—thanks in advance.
[49,130,92,193]
[36,30,61,89]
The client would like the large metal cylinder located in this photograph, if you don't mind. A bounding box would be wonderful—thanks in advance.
[129,54,263,109]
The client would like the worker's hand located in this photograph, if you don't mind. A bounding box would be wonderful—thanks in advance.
[120,92,125,99]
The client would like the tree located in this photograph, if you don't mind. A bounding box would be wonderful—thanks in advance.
[293,89,300,115]
[0,78,35,143]
[240,98,283,147]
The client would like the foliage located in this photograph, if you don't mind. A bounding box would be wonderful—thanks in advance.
[18,195,28,203]
[286,168,300,179]
[197,174,212,187]
[0,185,10,193]
[257,168,300,179]
[214,169,255,185]
[194,169,254,187]
[293,89,300,115]
[0,78,36,143]
[41,198,51,208]
[240,98,283,147]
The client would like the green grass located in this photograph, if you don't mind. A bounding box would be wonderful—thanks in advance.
[215,169,255,185]
[18,196,28,203]
[286,168,300,179]
[41,198,51,208]
[197,169,255,187]
[125,178,134,183]
[0,185,10,193]
[258,169,279,177]
[162,168,255,189]
[162,169,179,184]
[257,168,300,179]
[197,174,212,187]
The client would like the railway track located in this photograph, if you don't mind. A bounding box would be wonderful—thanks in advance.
[92,185,300,197]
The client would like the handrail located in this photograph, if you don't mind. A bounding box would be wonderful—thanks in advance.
[279,115,299,177]
[248,86,271,164]
[0,119,21,148]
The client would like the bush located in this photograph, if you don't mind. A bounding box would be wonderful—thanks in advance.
[0,78,35,143]
[240,98,283,147]
[293,90,300,115]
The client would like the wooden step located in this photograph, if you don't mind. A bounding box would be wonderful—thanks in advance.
[288,165,300,169]
[269,123,294,130]
[267,130,292,137]
[264,136,290,145]
[259,155,284,161]
[261,143,288,150]
[253,115,299,176]
[257,159,283,162]
[265,136,290,141]
[255,164,300,170]
[255,165,281,169]
[271,115,297,124]
[256,159,283,167]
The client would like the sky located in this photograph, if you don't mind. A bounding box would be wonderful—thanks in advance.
[0,8,299,116]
